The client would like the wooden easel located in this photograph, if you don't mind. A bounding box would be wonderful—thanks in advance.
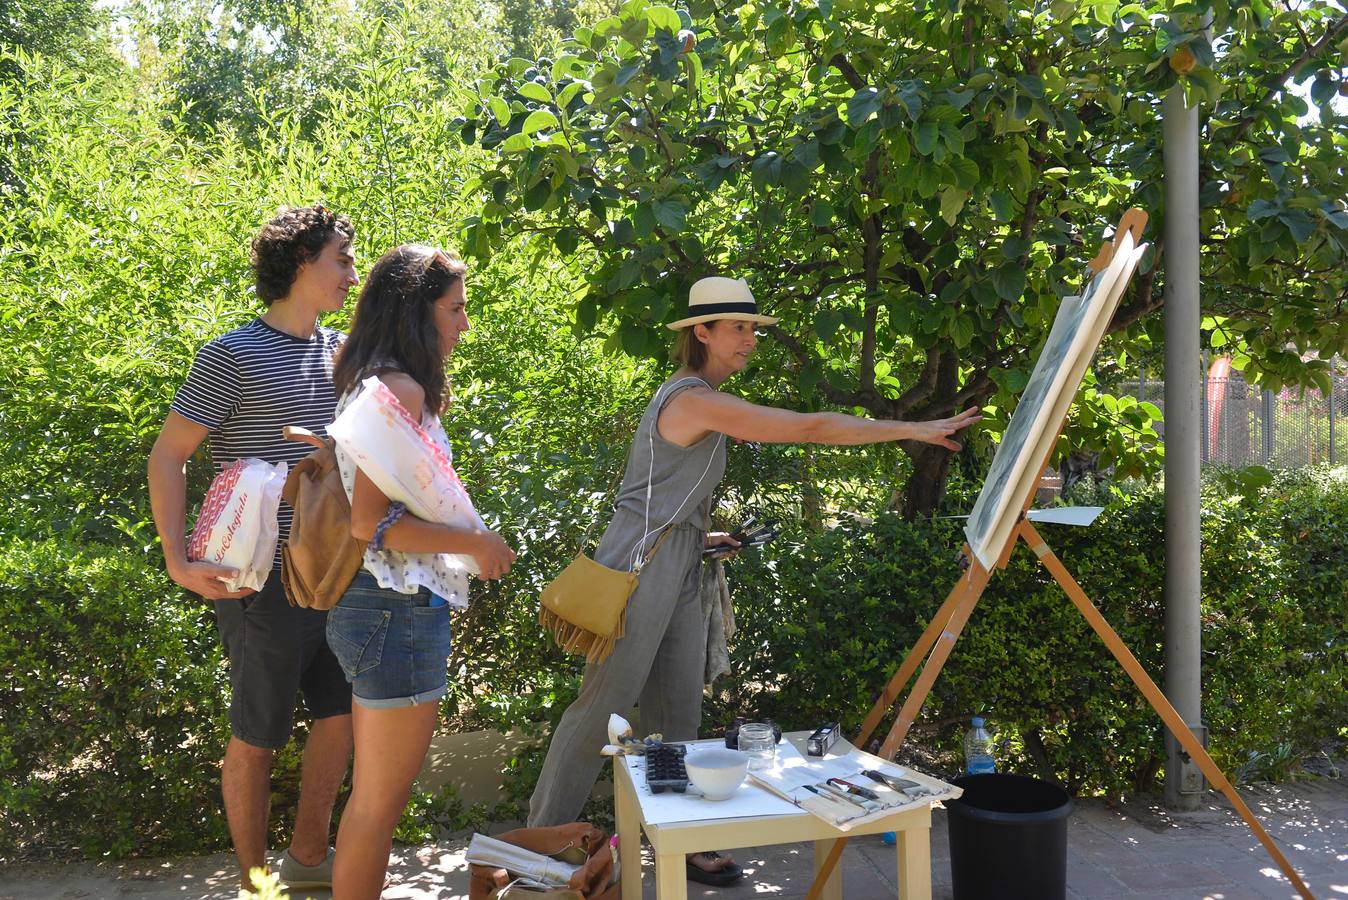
[804,210,1316,900]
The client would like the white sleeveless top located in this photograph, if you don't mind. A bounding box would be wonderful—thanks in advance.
[333,374,470,608]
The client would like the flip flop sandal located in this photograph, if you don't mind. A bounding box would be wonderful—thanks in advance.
[686,852,744,887]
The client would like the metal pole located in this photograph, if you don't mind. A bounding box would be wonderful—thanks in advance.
[1329,380,1336,466]
[1263,389,1275,463]
[1162,82,1206,811]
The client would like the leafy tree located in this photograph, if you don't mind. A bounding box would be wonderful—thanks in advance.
[464,0,1348,516]
[0,0,109,81]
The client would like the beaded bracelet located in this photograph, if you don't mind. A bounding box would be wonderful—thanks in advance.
[370,501,407,551]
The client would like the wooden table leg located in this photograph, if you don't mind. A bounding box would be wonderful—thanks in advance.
[812,840,844,900]
[896,829,931,900]
[655,850,688,900]
[615,776,643,900]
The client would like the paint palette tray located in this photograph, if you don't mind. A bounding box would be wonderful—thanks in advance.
[644,744,689,794]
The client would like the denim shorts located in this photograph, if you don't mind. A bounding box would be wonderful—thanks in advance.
[325,571,451,709]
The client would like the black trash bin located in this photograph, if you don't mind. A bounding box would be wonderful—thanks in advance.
[946,773,1073,900]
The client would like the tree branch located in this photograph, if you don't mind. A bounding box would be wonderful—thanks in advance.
[764,324,866,408]
[827,53,865,90]
[893,350,941,417]
[1230,13,1348,145]
[1107,240,1164,334]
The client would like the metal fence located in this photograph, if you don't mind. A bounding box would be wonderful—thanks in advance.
[1122,370,1348,467]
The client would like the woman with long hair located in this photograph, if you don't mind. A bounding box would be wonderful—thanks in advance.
[529,276,979,886]
[327,244,515,899]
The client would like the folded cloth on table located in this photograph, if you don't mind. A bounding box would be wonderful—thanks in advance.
[187,458,287,592]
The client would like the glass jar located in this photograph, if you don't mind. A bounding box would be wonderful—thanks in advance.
[737,722,776,770]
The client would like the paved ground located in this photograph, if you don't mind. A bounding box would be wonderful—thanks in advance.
[2,780,1344,899]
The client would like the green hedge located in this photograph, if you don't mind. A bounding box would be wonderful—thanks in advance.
[707,467,1348,794]
[0,539,232,858]
[4,468,1346,858]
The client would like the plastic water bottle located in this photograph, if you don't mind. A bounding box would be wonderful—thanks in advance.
[964,716,996,775]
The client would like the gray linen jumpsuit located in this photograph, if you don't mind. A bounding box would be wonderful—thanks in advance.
[529,376,726,826]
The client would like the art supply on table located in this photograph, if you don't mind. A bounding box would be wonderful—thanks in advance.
[643,744,689,794]
[806,721,840,757]
[827,778,880,801]
[737,722,777,770]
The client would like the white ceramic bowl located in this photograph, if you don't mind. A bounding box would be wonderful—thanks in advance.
[684,748,748,801]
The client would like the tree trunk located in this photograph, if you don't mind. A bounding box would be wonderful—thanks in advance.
[900,443,953,520]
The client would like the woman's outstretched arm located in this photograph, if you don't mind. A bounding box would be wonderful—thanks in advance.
[662,388,981,449]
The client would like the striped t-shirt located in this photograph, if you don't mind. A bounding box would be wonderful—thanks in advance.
[171,318,346,569]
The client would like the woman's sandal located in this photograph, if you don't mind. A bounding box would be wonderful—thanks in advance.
[685,851,744,887]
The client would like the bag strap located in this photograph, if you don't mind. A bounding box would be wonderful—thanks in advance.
[628,376,723,572]
[281,425,328,450]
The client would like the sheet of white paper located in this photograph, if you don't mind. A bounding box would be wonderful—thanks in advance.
[1026,506,1105,527]
[623,740,801,825]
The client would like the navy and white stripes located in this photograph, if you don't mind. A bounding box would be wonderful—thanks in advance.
[172,318,345,568]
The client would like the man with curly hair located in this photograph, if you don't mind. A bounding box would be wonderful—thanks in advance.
[148,205,359,890]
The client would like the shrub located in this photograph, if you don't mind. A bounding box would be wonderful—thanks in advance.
[704,468,1348,795]
[0,538,231,858]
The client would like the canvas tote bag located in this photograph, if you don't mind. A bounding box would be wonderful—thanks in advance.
[539,378,721,663]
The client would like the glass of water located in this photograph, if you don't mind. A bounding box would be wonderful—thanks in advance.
[737,722,776,770]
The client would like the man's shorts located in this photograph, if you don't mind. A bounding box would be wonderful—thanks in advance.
[214,570,352,749]
[326,571,451,709]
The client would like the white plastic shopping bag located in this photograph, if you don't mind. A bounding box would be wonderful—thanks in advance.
[187,458,287,592]
[328,376,484,575]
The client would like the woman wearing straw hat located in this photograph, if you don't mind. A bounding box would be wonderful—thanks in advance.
[529,276,980,885]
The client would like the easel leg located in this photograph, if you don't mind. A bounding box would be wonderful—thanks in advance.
[877,564,990,760]
[812,840,844,900]
[806,563,990,900]
[1021,522,1315,900]
[854,564,983,744]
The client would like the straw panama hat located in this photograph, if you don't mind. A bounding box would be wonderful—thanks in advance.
[666,276,781,330]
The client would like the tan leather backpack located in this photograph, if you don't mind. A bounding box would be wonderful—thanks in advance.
[279,426,365,610]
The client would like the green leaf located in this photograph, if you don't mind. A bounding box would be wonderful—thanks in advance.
[913,121,939,156]
[489,97,510,126]
[1279,210,1315,243]
[522,110,559,135]
[646,6,681,32]
[1247,198,1281,221]
[809,200,836,227]
[518,82,551,103]
[632,204,655,238]
[846,88,883,126]
[813,309,842,340]
[501,132,532,153]
[557,81,587,108]
[992,263,1026,302]
[554,230,579,255]
[1310,75,1336,108]
[990,190,1013,222]
[939,188,967,226]
[751,152,783,190]
[952,314,974,349]
[1015,73,1045,99]
[652,200,687,232]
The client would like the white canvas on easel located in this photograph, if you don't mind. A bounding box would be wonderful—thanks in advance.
[965,232,1147,569]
